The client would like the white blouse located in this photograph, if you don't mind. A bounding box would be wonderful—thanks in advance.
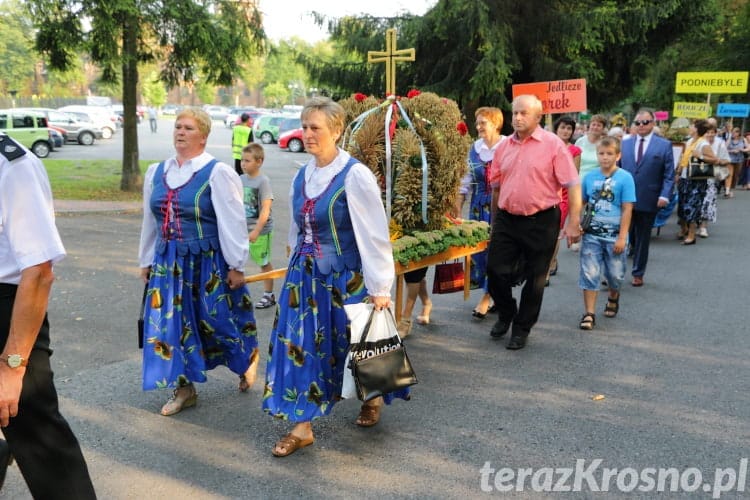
[138,152,249,270]
[287,149,394,297]
[459,137,504,195]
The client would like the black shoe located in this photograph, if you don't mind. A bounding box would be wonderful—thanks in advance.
[0,439,12,491]
[490,318,511,339]
[506,328,529,350]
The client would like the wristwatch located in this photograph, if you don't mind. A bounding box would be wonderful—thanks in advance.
[3,354,27,368]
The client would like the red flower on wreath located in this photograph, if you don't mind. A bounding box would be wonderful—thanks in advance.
[406,89,421,98]
[456,121,468,136]
[354,93,368,102]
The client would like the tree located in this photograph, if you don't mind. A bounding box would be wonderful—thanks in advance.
[0,0,37,96]
[28,0,264,191]
[142,71,167,107]
[262,82,289,109]
[301,1,721,120]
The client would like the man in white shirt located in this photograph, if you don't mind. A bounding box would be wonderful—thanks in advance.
[0,133,95,497]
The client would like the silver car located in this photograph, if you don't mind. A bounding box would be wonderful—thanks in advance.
[16,108,103,145]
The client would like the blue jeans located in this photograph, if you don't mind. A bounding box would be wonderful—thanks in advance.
[579,234,627,291]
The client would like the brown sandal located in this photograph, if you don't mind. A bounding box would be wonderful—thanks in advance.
[604,294,620,318]
[355,403,382,427]
[271,433,314,457]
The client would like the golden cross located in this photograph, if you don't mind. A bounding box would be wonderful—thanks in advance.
[367,28,415,97]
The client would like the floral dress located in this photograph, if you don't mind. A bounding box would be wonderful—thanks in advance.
[142,160,258,390]
[263,154,408,422]
[677,138,710,225]
[460,139,500,290]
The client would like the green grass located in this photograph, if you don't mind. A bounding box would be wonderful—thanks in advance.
[42,159,154,201]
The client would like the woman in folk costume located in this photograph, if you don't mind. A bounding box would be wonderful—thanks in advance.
[139,108,259,416]
[263,97,409,457]
[455,107,505,319]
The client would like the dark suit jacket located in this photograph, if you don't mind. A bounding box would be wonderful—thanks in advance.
[620,134,675,213]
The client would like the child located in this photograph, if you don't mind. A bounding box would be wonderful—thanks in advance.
[578,137,636,330]
[240,143,276,309]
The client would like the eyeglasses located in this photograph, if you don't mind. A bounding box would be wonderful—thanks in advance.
[634,120,652,126]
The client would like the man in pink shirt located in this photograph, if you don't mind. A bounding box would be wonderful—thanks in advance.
[487,95,582,349]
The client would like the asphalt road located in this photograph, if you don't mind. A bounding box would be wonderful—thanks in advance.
[3,126,750,498]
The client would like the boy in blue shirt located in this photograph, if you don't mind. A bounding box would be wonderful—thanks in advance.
[579,137,636,330]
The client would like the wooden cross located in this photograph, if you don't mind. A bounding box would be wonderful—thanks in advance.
[367,28,415,97]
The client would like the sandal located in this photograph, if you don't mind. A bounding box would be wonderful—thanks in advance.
[472,309,487,320]
[355,403,382,427]
[255,294,276,309]
[396,318,412,339]
[239,348,260,392]
[271,433,314,457]
[604,294,620,318]
[160,385,197,416]
[579,313,596,331]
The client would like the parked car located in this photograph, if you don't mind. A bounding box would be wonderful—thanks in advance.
[253,114,298,144]
[58,105,117,139]
[224,107,261,129]
[278,128,305,153]
[112,104,145,124]
[48,127,65,149]
[16,108,102,145]
[203,105,230,121]
[161,104,184,116]
[0,109,54,158]
[278,117,301,135]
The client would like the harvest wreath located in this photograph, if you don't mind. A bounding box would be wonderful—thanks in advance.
[337,90,489,265]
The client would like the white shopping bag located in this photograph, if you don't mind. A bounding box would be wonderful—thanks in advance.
[341,303,400,399]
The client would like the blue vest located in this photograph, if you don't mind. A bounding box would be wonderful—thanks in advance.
[151,159,220,256]
[292,157,361,274]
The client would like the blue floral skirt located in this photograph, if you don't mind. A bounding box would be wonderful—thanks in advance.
[263,253,409,422]
[469,194,492,291]
[142,242,258,390]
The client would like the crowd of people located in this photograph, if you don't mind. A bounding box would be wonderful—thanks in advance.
[2,94,748,495]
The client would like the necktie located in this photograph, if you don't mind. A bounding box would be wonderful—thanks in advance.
[636,137,644,164]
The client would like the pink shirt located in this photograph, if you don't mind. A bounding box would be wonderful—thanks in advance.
[490,126,579,216]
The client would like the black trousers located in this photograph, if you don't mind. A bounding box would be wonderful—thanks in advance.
[629,210,657,278]
[486,207,560,332]
[0,284,96,499]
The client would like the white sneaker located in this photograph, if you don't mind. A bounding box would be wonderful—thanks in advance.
[698,227,709,238]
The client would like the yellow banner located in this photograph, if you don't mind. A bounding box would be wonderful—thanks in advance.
[673,102,712,119]
[675,72,749,94]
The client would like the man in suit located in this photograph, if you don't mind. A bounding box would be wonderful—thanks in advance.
[619,110,675,287]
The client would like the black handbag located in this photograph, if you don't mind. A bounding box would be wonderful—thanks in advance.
[350,309,417,402]
[580,201,596,232]
[137,284,147,349]
[687,157,715,180]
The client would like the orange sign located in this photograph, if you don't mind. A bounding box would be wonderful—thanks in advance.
[512,79,587,114]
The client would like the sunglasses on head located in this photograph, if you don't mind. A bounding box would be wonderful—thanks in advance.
[634,120,652,126]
